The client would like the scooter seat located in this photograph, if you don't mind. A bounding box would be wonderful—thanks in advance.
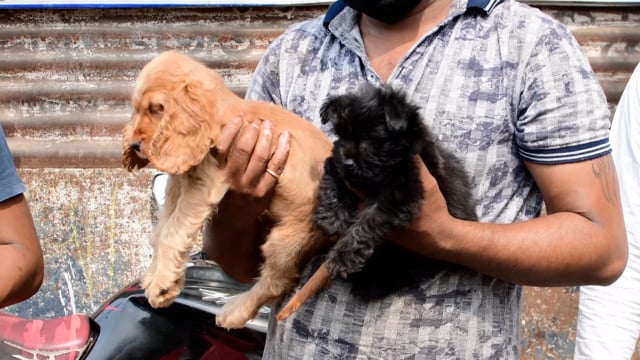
[0,311,91,358]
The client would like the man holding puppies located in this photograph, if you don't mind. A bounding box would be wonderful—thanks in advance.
[203,0,627,358]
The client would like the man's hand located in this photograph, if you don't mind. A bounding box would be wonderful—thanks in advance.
[214,117,290,218]
[390,156,454,255]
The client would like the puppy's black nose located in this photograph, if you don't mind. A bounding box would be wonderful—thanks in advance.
[129,141,141,151]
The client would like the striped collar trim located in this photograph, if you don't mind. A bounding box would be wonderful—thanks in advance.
[466,0,502,13]
[518,139,612,165]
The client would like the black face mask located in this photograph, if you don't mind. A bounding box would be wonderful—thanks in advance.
[342,0,422,24]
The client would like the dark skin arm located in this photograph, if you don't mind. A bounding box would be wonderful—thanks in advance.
[0,193,44,308]
[204,118,290,283]
[392,155,627,286]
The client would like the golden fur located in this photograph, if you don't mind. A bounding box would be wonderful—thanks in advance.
[122,50,332,329]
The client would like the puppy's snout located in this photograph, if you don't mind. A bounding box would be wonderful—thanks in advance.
[129,140,142,152]
[337,146,355,166]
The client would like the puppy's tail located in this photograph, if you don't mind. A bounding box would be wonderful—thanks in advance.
[276,262,331,321]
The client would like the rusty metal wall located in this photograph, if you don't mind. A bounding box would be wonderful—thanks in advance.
[1,3,638,359]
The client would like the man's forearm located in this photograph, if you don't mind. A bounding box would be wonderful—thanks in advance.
[0,244,43,308]
[403,212,627,287]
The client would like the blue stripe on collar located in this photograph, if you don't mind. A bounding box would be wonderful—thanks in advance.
[323,1,347,28]
[323,0,502,28]
[466,0,501,13]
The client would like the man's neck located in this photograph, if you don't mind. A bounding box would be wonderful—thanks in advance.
[359,0,452,82]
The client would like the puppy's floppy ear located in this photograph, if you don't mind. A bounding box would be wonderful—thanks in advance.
[319,97,338,125]
[369,84,406,133]
[384,112,408,133]
[381,85,427,154]
[382,96,409,133]
[378,84,420,135]
[149,79,214,174]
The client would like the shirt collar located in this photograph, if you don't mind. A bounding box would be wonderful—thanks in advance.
[323,0,502,28]
[323,1,347,27]
[466,0,501,13]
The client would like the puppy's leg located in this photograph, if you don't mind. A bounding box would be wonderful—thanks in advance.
[141,176,179,293]
[313,161,358,236]
[279,197,419,317]
[143,157,229,308]
[277,261,331,321]
[325,199,413,279]
[216,220,325,329]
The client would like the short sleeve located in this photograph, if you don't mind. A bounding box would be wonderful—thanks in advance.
[516,19,611,164]
[0,125,25,202]
[245,34,284,105]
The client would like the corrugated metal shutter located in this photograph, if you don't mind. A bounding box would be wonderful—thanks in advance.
[1,4,638,168]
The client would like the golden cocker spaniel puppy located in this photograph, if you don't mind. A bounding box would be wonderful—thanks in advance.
[121,50,332,329]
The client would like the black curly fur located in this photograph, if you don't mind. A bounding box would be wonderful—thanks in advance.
[313,84,478,299]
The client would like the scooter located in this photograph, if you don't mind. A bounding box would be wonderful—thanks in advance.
[0,173,269,360]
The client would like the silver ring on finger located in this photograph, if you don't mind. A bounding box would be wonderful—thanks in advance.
[265,168,280,182]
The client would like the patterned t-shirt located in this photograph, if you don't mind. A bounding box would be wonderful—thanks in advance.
[0,125,24,203]
[245,0,611,358]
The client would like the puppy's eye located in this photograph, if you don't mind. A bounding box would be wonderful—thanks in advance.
[148,103,165,117]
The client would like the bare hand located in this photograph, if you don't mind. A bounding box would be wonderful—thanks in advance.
[390,156,453,255]
[215,117,290,218]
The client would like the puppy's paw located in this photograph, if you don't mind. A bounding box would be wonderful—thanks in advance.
[215,293,259,329]
[141,268,184,308]
[325,241,371,279]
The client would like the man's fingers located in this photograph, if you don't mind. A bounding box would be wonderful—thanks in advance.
[215,117,243,162]
[225,121,261,177]
[258,131,291,194]
[413,156,438,190]
[267,131,291,186]
[244,120,275,184]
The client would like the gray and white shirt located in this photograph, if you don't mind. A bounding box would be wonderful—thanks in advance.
[246,0,611,358]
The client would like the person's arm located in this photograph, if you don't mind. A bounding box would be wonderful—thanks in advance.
[203,118,290,283]
[0,193,44,308]
[392,154,627,286]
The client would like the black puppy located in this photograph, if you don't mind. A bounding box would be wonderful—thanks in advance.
[313,84,478,299]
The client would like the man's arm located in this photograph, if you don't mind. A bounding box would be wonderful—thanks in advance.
[393,154,627,286]
[0,193,44,308]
